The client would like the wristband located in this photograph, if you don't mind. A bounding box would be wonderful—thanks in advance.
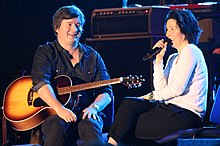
[92,104,100,111]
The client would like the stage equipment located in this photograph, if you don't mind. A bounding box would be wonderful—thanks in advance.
[91,6,170,38]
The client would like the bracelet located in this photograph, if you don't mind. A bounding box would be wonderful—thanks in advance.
[91,104,100,112]
[149,92,154,100]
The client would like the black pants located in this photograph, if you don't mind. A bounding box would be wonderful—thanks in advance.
[41,114,104,146]
[108,97,202,145]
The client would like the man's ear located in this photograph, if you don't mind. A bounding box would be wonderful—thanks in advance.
[55,28,59,34]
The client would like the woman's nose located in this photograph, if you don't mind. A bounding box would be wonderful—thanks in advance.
[166,31,171,38]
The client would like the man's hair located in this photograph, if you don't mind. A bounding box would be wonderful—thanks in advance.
[164,9,202,44]
[52,5,85,36]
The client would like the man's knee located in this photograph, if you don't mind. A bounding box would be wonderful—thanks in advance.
[42,116,67,134]
[78,118,99,131]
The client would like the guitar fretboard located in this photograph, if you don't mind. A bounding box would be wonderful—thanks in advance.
[57,77,123,95]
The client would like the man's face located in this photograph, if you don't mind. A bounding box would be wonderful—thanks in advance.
[55,17,83,47]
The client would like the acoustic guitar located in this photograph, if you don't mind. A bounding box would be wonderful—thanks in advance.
[3,75,144,131]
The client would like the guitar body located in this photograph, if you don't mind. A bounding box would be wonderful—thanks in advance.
[3,75,71,131]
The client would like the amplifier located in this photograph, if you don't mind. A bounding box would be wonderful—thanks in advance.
[169,2,220,20]
[91,6,170,38]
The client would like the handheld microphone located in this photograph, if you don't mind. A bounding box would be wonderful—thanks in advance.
[142,37,171,61]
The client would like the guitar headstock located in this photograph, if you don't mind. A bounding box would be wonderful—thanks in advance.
[121,75,145,89]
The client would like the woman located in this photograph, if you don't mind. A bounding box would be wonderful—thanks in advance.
[107,9,208,145]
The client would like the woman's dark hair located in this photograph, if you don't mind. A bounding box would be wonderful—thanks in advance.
[165,9,202,44]
[52,5,85,36]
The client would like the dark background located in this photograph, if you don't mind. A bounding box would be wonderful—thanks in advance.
[1,0,219,145]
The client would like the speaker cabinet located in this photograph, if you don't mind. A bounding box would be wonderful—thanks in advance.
[199,18,220,44]
[85,35,171,108]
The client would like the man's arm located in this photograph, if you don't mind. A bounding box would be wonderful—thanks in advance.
[37,84,77,123]
[91,92,111,112]
[82,92,111,121]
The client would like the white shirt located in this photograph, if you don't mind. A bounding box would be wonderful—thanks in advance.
[153,44,208,118]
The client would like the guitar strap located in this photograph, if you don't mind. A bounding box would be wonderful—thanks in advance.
[2,107,8,146]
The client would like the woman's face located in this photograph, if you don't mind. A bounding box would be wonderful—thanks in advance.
[166,19,186,49]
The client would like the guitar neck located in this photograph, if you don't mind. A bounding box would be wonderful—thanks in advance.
[58,77,123,95]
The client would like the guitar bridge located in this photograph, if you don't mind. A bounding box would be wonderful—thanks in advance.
[27,88,34,106]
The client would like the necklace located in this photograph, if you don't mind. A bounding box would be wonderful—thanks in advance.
[68,48,77,59]
[70,48,77,55]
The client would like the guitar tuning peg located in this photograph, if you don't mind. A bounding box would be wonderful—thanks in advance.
[139,75,145,82]
[126,75,131,80]
[138,83,142,87]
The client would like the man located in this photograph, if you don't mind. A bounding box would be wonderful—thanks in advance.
[31,5,113,146]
